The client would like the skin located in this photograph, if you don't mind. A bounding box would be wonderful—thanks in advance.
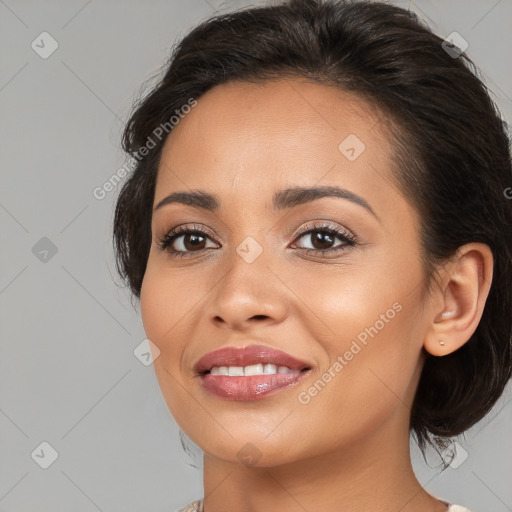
[140,79,493,512]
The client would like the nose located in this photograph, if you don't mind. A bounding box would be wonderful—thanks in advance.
[206,248,288,331]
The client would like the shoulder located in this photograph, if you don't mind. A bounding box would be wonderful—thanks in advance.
[175,500,471,512]
[177,499,203,512]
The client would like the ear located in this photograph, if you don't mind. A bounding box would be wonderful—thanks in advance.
[424,243,493,357]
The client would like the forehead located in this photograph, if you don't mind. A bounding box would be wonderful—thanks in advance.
[155,79,397,208]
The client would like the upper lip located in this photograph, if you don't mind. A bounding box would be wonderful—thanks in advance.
[194,344,311,374]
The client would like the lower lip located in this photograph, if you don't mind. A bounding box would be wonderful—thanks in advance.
[200,372,308,401]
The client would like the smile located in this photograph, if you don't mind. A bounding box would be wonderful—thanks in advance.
[208,364,300,376]
[194,344,311,400]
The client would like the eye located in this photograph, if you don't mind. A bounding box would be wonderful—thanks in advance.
[157,224,219,257]
[157,221,357,258]
[291,221,356,257]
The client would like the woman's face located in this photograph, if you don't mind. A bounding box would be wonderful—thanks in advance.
[140,79,433,466]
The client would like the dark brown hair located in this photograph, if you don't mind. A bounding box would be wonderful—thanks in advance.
[113,0,512,454]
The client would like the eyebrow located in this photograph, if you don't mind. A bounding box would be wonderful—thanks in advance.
[153,185,379,220]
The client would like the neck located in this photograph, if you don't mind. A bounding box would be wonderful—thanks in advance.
[201,410,446,512]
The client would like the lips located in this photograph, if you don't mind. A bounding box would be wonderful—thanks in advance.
[194,344,312,401]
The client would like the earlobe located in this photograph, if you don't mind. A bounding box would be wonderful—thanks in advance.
[424,243,493,357]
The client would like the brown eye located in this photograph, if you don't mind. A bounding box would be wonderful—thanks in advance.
[158,226,219,256]
[307,231,336,250]
[293,224,356,255]
[178,233,208,251]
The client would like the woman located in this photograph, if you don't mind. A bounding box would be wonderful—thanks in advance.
[112,0,512,510]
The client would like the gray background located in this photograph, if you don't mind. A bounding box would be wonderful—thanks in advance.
[1,0,511,511]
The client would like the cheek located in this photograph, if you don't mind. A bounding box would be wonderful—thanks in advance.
[290,306,423,458]
[140,263,196,343]
[139,266,196,378]
[290,263,425,414]
[140,273,167,345]
[140,267,196,424]
[288,262,405,344]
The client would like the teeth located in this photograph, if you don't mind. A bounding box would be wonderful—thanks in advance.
[210,366,229,375]
[244,364,264,376]
[228,366,244,376]
[264,364,277,374]
[209,364,299,376]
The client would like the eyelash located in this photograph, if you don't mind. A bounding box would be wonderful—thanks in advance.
[156,221,357,259]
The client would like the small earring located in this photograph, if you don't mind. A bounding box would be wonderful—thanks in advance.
[439,339,446,346]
